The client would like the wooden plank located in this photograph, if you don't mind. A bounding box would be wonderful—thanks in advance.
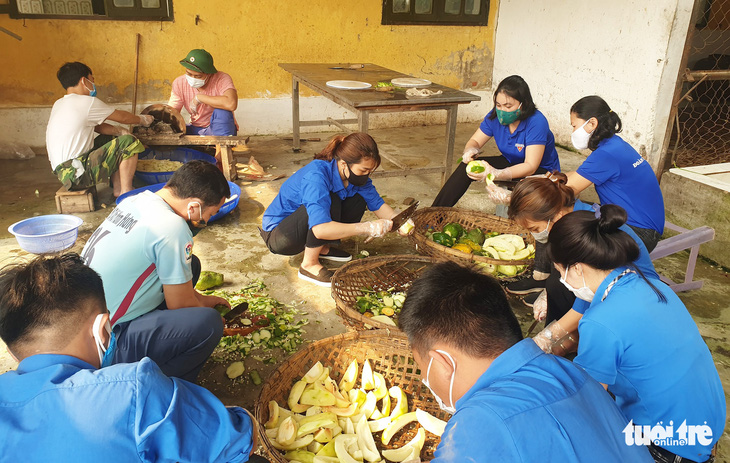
[220,145,236,181]
[136,134,248,146]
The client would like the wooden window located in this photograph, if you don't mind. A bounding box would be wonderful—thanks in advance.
[382,0,488,26]
[9,0,172,20]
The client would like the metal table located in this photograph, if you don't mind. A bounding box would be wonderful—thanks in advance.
[279,63,480,183]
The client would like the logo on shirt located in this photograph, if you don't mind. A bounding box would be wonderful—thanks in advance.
[185,242,193,262]
[623,420,713,447]
[632,157,645,168]
[515,143,525,152]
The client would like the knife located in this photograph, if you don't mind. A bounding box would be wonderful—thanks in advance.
[390,201,420,232]
[223,301,249,322]
[329,64,365,70]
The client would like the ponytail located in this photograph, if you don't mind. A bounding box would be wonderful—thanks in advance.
[570,96,622,151]
[509,171,575,224]
[314,132,381,168]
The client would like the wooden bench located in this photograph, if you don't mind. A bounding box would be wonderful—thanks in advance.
[650,222,715,292]
[55,185,97,213]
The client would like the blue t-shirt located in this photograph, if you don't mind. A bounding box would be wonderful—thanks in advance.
[0,355,254,462]
[262,159,385,232]
[576,135,665,233]
[81,191,194,325]
[432,339,653,462]
[479,109,561,172]
[574,269,725,461]
[571,200,659,315]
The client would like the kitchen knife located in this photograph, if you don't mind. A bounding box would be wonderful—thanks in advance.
[390,201,420,232]
[223,301,249,322]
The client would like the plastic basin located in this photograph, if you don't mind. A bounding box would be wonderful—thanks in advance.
[115,181,241,223]
[135,147,215,184]
[8,214,84,254]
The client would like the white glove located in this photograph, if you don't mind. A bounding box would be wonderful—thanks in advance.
[533,289,547,321]
[116,126,132,136]
[486,183,511,205]
[189,95,201,115]
[461,147,480,163]
[491,165,513,181]
[138,114,154,127]
[361,219,392,241]
[533,321,578,356]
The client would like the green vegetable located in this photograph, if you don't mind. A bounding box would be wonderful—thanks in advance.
[431,232,454,247]
[466,160,485,173]
[442,223,464,239]
[195,271,224,290]
[465,228,485,245]
[250,370,263,385]
[226,361,245,379]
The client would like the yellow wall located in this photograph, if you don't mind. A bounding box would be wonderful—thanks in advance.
[0,0,497,108]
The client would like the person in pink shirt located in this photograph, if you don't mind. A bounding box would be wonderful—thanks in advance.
[168,49,238,140]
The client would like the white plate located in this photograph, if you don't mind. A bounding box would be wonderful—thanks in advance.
[326,80,372,90]
[391,77,432,88]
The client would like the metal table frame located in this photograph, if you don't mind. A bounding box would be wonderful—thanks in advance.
[279,63,480,183]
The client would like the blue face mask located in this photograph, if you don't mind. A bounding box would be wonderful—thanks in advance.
[84,77,97,97]
[93,314,116,368]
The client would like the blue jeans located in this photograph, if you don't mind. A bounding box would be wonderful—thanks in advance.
[186,108,236,136]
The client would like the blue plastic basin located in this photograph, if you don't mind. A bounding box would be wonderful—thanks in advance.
[135,148,216,184]
[115,181,241,223]
[8,214,84,254]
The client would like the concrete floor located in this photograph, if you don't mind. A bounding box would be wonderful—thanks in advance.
[0,123,728,461]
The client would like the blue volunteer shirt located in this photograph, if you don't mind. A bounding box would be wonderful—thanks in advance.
[576,135,665,233]
[432,339,653,462]
[479,109,561,172]
[0,355,254,462]
[262,158,385,232]
[571,199,659,315]
[574,269,725,462]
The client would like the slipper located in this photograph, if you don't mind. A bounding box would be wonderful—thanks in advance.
[298,266,334,287]
[320,247,352,263]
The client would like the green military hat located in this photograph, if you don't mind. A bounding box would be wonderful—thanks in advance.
[180,49,217,74]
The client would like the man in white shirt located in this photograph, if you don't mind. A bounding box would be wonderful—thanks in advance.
[46,62,154,196]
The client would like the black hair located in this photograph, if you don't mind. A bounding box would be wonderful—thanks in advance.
[0,253,106,354]
[487,75,537,121]
[166,160,231,208]
[399,261,523,358]
[547,204,666,302]
[57,62,93,89]
[570,96,623,151]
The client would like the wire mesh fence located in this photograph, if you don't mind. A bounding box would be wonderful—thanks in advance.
[669,0,730,168]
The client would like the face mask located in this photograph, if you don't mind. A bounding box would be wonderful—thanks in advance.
[346,163,370,187]
[571,120,592,150]
[495,103,522,125]
[186,201,207,236]
[185,74,207,89]
[92,313,116,368]
[531,219,551,244]
[83,78,97,97]
[559,266,595,302]
[422,349,457,414]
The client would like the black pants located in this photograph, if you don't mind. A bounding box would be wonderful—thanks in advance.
[431,155,548,207]
[628,224,662,253]
[260,193,367,255]
[545,266,576,325]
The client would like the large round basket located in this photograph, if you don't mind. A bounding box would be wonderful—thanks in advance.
[331,255,440,332]
[409,207,535,278]
[255,330,448,462]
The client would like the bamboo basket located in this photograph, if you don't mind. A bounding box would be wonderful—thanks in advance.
[408,207,535,278]
[331,255,440,331]
[255,330,447,462]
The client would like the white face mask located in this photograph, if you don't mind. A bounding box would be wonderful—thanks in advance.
[571,120,592,150]
[92,313,111,366]
[185,74,207,89]
[422,349,457,414]
[531,219,551,244]
[559,266,595,302]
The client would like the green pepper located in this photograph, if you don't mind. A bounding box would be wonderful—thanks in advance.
[442,223,464,240]
[431,232,454,247]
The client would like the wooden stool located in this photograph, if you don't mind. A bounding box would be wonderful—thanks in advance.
[55,185,97,213]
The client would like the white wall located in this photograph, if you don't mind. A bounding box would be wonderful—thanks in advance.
[491,0,695,170]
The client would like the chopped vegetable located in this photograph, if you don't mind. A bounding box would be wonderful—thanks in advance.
[466,160,485,173]
[226,361,245,379]
[250,370,263,386]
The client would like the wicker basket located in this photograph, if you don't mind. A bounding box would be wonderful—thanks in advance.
[331,255,440,331]
[255,330,447,462]
[408,207,535,277]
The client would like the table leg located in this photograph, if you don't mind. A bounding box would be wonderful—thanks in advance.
[292,77,301,152]
[443,106,458,185]
[220,145,236,181]
[358,110,369,133]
